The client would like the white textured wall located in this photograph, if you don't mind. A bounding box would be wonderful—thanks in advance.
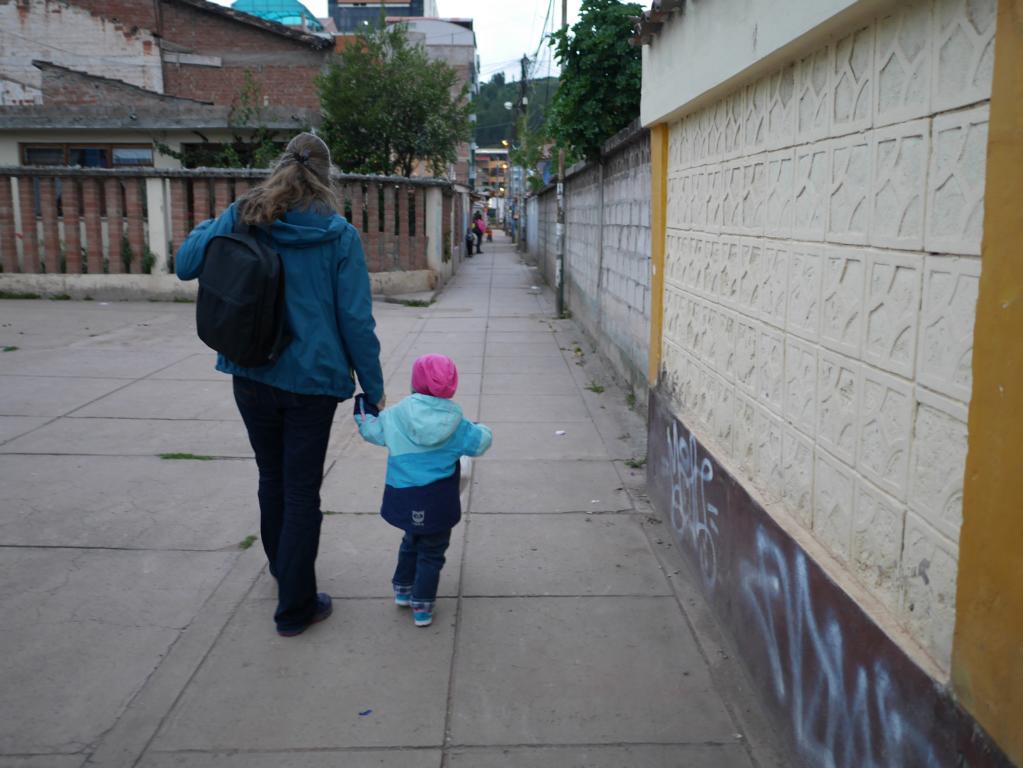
[0,0,163,105]
[659,0,994,672]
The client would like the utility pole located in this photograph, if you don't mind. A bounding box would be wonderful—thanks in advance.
[511,54,530,247]
[555,0,567,316]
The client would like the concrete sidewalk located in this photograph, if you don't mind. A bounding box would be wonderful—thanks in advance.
[0,234,786,767]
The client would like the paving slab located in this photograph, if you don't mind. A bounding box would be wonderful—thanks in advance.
[0,347,190,379]
[463,515,671,597]
[470,459,632,513]
[0,454,258,549]
[139,750,442,768]
[479,393,591,422]
[447,745,753,768]
[149,353,222,380]
[449,596,737,745]
[0,375,128,417]
[150,598,456,751]
[0,416,49,444]
[482,355,572,374]
[251,514,464,599]
[419,317,488,333]
[73,379,237,420]
[406,340,484,359]
[484,317,554,332]
[481,371,579,396]
[483,340,565,358]
[477,421,610,461]
[0,756,86,768]
[0,547,235,754]
[0,417,254,457]
[321,451,389,512]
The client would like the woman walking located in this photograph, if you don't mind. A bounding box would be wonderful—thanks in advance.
[175,133,385,637]
[472,210,486,254]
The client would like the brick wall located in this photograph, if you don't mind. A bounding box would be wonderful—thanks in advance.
[527,123,652,399]
[659,0,994,673]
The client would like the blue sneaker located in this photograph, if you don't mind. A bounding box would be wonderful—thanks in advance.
[277,593,332,637]
[413,608,433,627]
[393,586,412,608]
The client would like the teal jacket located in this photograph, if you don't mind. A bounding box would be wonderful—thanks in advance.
[175,203,384,403]
[355,394,492,533]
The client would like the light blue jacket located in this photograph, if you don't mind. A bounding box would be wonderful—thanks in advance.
[356,394,492,489]
[175,203,384,402]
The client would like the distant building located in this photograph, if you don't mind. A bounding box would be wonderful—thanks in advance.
[232,0,325,32]
[0,0,332,168]
[328,0,438,32]
[474,148,508,198]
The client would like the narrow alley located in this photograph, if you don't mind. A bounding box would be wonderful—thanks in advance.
[0,234,784,767]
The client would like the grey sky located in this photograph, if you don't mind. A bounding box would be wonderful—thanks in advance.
[211,0,583,82]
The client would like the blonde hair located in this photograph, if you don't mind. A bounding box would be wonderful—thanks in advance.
[240,132,339,226]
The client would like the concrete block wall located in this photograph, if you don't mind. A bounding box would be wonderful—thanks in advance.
[660,0,994,672]
[528,125,652,398]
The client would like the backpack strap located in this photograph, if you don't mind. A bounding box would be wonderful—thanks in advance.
[232,199,251,235]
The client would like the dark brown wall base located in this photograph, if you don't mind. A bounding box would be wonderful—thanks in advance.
[646,388,1014,768]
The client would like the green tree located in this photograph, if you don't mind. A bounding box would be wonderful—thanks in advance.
[474,72,559,148]
[548,0,643,162]
[318,23,472,177]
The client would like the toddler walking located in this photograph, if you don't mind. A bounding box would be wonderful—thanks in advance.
[354,354,492,627]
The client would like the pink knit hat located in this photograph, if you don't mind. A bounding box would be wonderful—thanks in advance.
[411,354,458,399]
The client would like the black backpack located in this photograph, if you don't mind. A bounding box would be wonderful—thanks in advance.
[196,201,290,367]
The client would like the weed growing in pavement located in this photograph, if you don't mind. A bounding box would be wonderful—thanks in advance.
[625,392,636,409]
[50,294,71,301]
[0,291,41,300]
[625,456,646,469]
[398,299,435,308]
[159,452,214,461]
[239,535,258,550]
[2,346,17,352]
[172,296,195,303]
[585,382,605,394]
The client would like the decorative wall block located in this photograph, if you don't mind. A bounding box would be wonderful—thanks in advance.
[932,0,997,112]
[793,142,829,241]
[663,233,690,287]
[857,366,913,500]
[699,237,722,297]
[758,245,788,328]
[796,45,832,142]
[662,285,692,347]
[786,247,823,342]
[671,116,692,171]
[782,425,815,528]
[755,405,785,503]
[721,161,744,233]
[705,367,735,456]
[690,170,707,231]
[763,63,798,151]
[707,304,736,381]
[734,391,759,479]
[764,148,794,237]
[744,76,768,154]
[874,0,932,127]
[918,255,980,402]
[814,450,855,562]
[691,107,711,165]
[722,89,745,159]
[736,239,761,317]
[717,237,742,308]
[662,340,699,421]
[900,511,959,669]
[926,105,988,256]
[818,350,861,466]
[871,119,929,250]
[820,246,865,356]
[863,250,921,378]
[784,336,818,437]
[735,316,759,397]
[740,156,767,234]
[827,133,871,245]
[852,480,906,614]
[909,388,968,541]
[757,325,785,415]
[832,25,874,134]
[703,167,724,232]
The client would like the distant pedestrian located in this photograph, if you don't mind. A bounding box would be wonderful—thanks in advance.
[472,210,486,254]
[465,225,476,257]
[353,354,492,627]
[175,132,385,638]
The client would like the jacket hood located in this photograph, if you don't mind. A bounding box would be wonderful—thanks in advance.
[391,394,463,447]
[267,207,348,247]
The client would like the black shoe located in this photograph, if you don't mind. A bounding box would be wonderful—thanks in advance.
[277,593,332,637]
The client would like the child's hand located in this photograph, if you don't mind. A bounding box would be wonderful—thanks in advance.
[353,393,380,419]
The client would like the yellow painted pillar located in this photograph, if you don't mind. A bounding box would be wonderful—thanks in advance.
[952,1,1023,763]
[648,123,669,384]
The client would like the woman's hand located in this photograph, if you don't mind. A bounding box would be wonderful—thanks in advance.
[376,394,387,410]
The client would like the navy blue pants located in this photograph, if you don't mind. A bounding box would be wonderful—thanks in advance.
[393,529,452,609]
[233,376,337,632]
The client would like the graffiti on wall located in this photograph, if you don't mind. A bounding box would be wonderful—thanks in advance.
[663,420,720,589]
[740,525,940,768]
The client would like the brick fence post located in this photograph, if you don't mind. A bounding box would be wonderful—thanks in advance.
[61,178,81,274]
[0,177,16,273]
[125,178,145,273]
[82,178,103,274]
[17,176,39,273]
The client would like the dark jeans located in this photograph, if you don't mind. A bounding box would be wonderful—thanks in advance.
[474,230,483,252]
[393,528,452,609]
[232,376,338,632]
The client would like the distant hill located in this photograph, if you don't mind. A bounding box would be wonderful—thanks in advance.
[474,74,559,148]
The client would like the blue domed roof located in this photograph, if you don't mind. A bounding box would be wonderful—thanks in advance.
[232,0,324,32]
